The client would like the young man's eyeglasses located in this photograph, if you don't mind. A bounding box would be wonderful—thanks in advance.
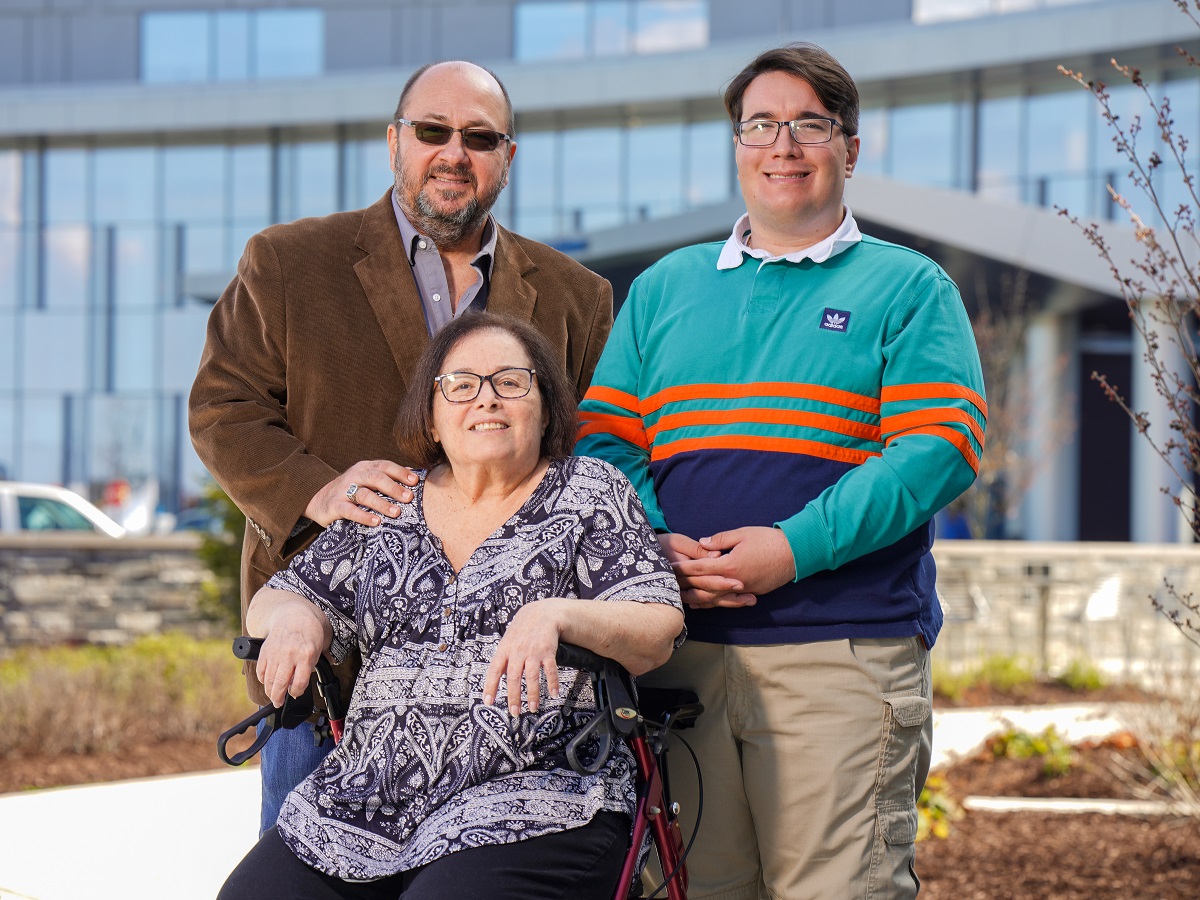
[433,368,537,403]
[735,116,849,146]
[396,119,512,153]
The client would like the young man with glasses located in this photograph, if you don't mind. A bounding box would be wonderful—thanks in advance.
[190,60,612,835]
[578,44,986,899]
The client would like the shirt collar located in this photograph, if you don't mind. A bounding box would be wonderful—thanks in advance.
[716,207,862,270]
[391,189,497,271]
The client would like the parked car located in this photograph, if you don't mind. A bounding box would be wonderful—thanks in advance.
[0,482,127,537]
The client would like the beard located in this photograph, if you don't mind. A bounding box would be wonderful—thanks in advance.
[394,158,507,248]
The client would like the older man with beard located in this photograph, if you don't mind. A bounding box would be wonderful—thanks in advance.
[189,60,613,835]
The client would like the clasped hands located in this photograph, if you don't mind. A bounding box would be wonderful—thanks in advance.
[658,526,796,609]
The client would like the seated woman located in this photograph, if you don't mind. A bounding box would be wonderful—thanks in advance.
[219,313,684,900]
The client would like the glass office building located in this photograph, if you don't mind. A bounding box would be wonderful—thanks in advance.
[0,0,1195,539]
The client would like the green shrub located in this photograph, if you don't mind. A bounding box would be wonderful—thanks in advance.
[916,774,963,841]
[0,634,252,757]
[932,655,1037,702]
[989,725,1077,777]
[194,481,246,632]
[1054,659,1108,692]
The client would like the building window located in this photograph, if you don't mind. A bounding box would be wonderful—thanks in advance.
[515,1,707,61]
[141,10,324,84]
[913,0,1104,26]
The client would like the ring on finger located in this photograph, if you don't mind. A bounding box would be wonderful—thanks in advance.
[345,483,360,501]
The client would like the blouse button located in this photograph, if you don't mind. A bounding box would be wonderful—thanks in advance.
[443,605,453,616]
[438,643,448,652]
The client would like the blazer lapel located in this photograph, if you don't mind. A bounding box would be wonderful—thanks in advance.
[488,226,538,323]
[354,191,430,393]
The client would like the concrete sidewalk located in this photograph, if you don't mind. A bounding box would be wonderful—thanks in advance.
[0,704,1130,900]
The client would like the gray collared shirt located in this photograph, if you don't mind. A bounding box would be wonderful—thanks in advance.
[391,191,497,336]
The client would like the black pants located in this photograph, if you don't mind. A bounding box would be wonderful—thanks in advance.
[218,811,630,900]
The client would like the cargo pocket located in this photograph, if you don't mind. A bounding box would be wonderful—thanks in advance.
[868,692,931,900]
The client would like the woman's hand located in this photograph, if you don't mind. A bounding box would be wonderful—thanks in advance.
[247,586,334,708]
[482,599,566,716]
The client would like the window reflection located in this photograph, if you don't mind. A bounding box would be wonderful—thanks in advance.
[44,150,88,225]
[88,394,155,486]
[280,142,337,221]
[43,226,90,310]
[141,12,209,84]
[0,314,14,389]
[633,1,707,54]
[514,132,558,239]
[344,138,393,211]
[214,11,251,82]
[23,312,86,392]
[855,109,888,177]
[163,146,225,222]
[593,1,632,55]
[94,148,157,225]
[114,226,158,309]
[1026,91,1089,210]
[686,120,733,206]
[256,10,324,79]
[628,122,684,220]
[515,3,586,61]
[19,393,62,485]
[230,145,272,220]
[141,9,323,84]
[0,229,14,310]
[561,127,621,232]
[978,95,1021,202]
[891,103,960,188]
[0,151,18,226]
[114,312,155,391]
[515,1,707,61]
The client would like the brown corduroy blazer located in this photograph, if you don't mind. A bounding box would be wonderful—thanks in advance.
[188,190,613,704]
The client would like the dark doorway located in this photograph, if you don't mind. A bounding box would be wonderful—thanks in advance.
[1078,351,1132,540]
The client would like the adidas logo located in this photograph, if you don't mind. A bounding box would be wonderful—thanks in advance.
[819,308,851,332]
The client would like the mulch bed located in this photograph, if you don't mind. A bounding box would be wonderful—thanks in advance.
[0,739,248,794]
[917,710,1200,899]
[4,680,1197,898]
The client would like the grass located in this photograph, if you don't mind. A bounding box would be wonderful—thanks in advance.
[0,633,253,757]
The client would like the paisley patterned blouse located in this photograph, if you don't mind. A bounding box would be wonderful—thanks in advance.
[268,456,683,881]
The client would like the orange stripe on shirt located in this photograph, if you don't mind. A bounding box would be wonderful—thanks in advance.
[885,424,980,474]
[582,385,642,415]
[648,407,882,443]
[881,382,988,418]
[881,407,985,447]
[651,434,880,466]
[577,411,649,450]
[641,382,881,417]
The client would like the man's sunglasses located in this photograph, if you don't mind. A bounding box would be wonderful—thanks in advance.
[396,119,512,153]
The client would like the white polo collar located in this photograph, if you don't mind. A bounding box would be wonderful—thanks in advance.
[716,207,862,270]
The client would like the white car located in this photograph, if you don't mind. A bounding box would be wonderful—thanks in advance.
[0,482,127,537]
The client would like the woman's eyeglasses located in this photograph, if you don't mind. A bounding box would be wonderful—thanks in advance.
[433,368,536,403]
[396,119,512,153]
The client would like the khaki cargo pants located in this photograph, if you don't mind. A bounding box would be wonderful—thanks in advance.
[640,637,932,900]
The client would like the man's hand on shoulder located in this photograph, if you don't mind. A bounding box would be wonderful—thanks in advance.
[657,532,758,610]
[669,526,796,609]
[305,461,419,527]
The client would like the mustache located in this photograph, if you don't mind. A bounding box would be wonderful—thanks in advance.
[425,164,475,188]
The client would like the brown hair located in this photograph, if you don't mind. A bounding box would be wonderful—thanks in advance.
[394,313,578,469]
[723,43,859,139]
[394,61,516,137]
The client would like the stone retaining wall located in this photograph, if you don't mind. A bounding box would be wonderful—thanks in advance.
[0,533,221,649]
